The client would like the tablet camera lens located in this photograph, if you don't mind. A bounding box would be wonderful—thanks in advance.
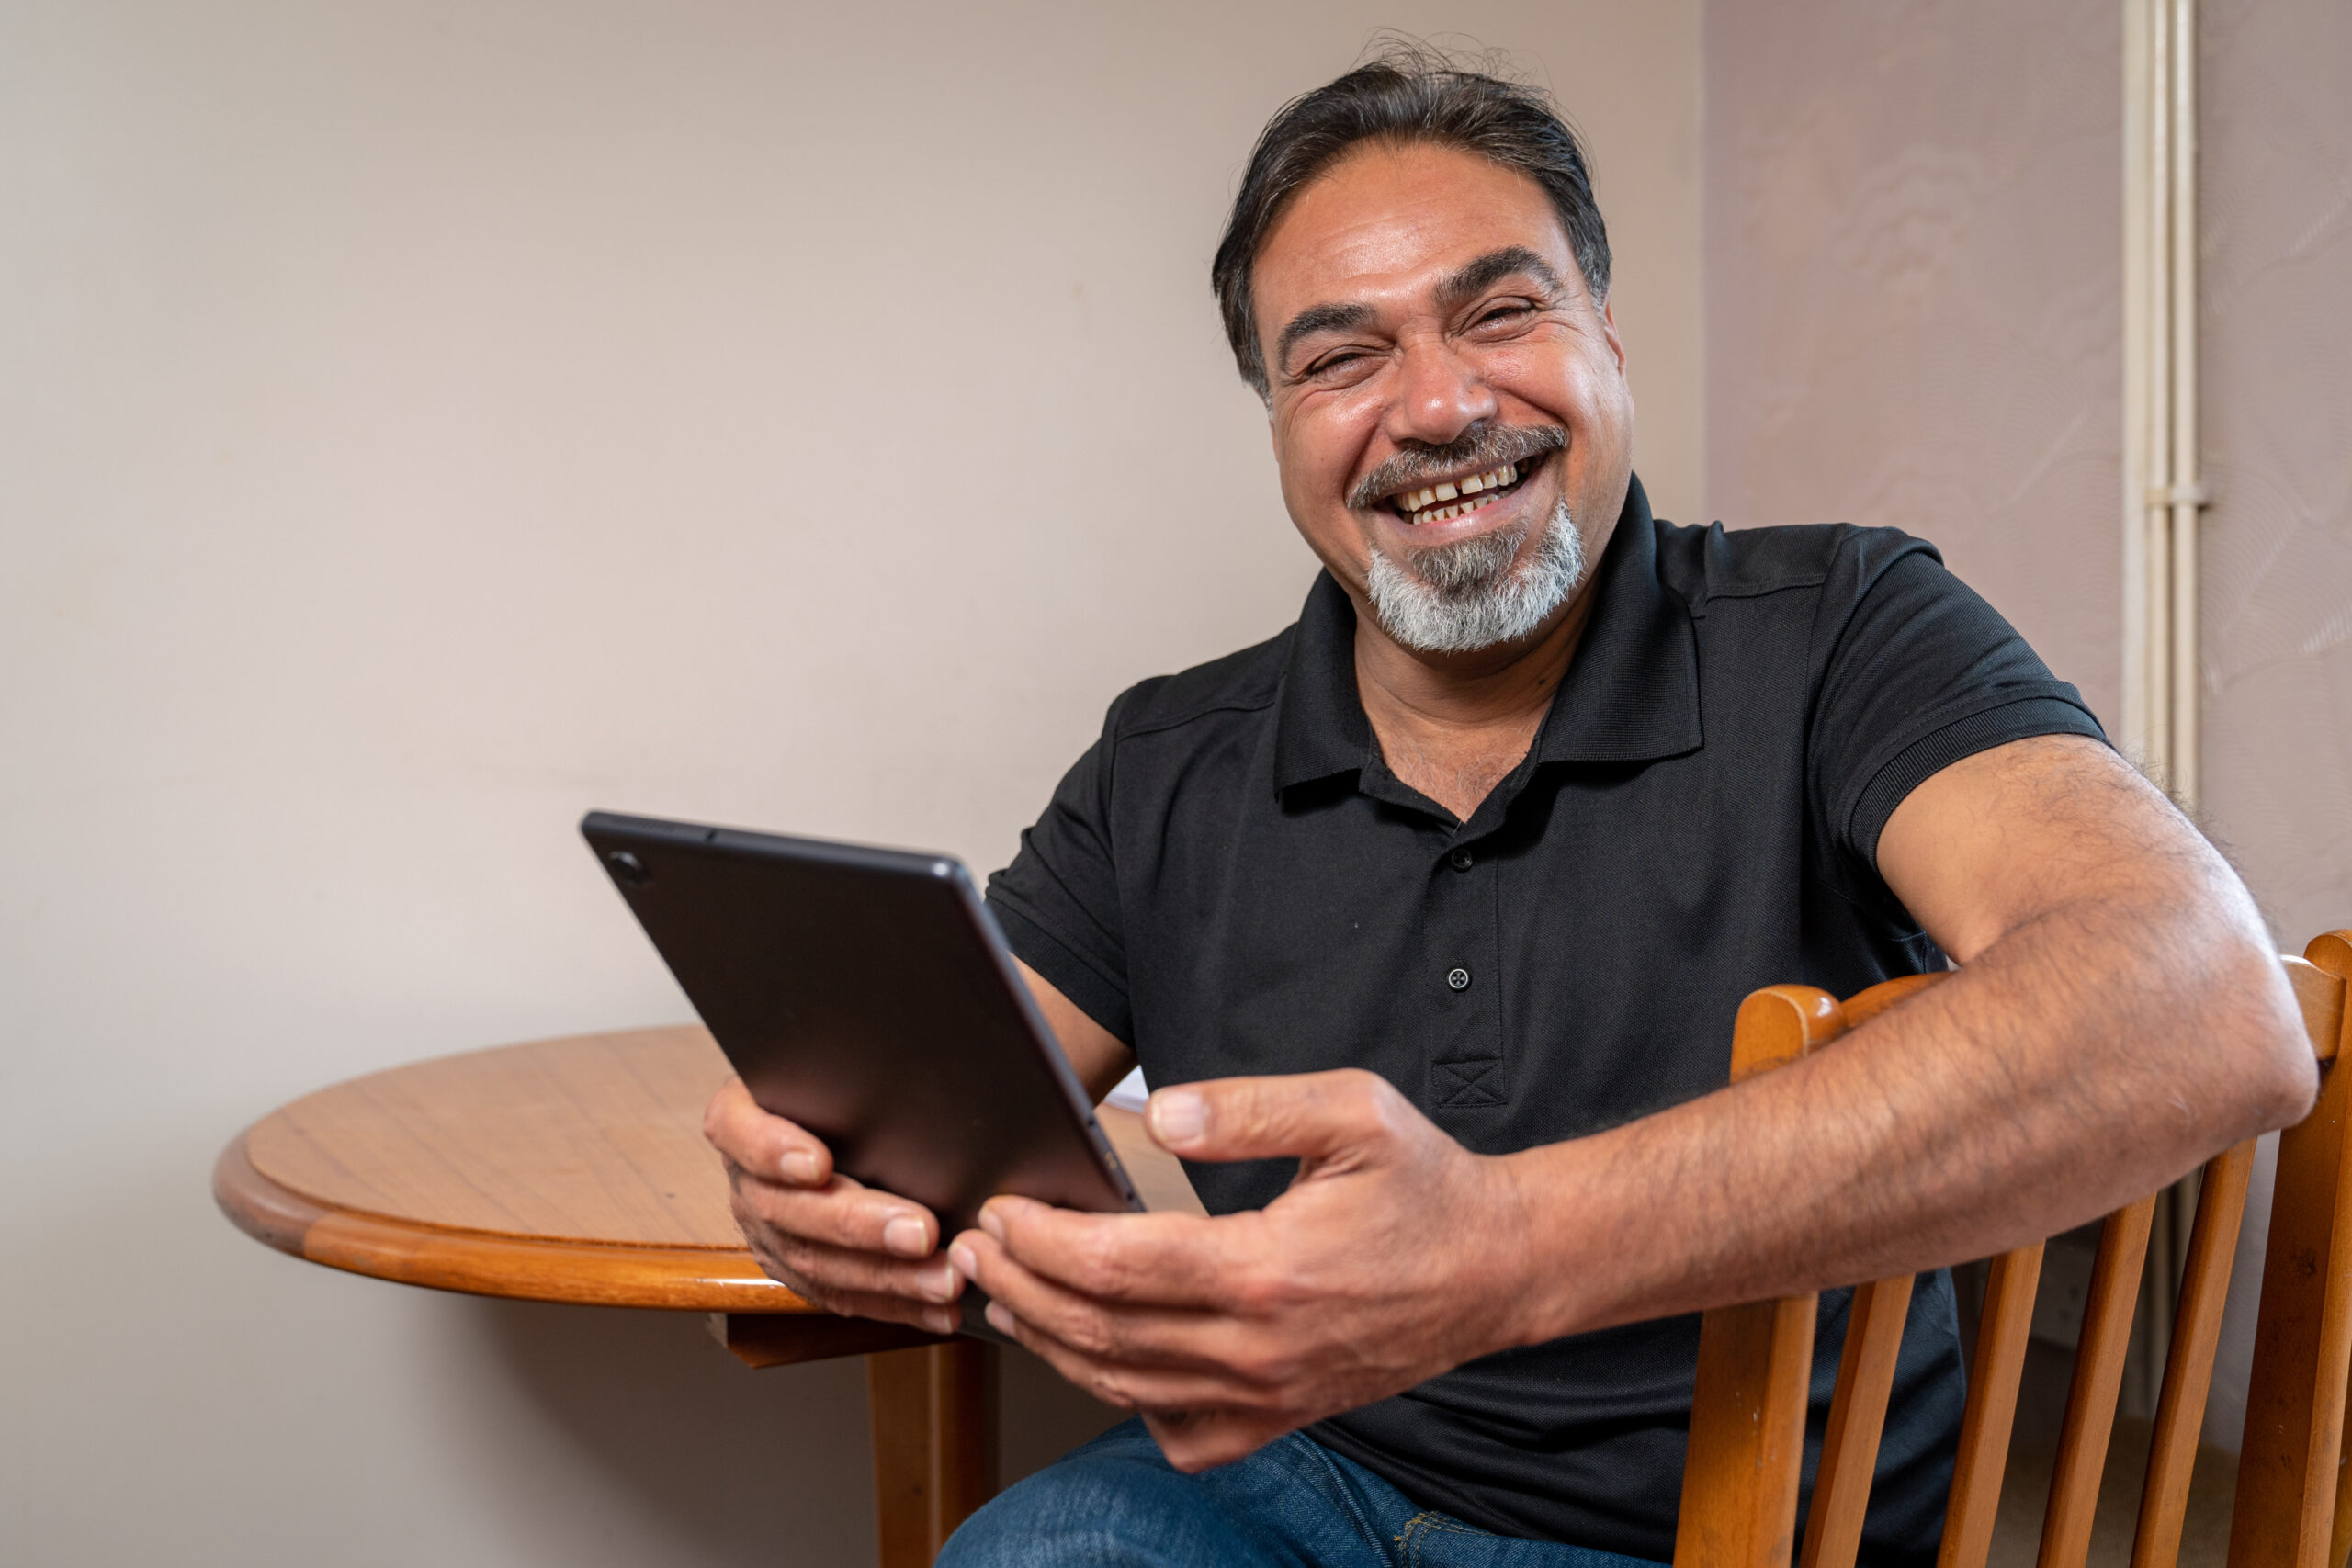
[605,850,650,886]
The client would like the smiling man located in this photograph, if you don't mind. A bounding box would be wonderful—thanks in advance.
[704,53,2314,1568]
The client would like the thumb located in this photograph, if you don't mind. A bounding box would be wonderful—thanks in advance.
[1145,1069,1411,1168]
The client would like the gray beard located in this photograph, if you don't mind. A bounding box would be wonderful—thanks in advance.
[1363,499,1586,654]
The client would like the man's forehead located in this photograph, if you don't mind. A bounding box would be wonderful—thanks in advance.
[1254,143,1577,324]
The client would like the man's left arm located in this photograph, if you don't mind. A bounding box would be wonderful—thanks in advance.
[947,732,2316,1471]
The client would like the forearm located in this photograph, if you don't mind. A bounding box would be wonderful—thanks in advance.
[1498,886,2312,1347]
[1014,958,1136,1102]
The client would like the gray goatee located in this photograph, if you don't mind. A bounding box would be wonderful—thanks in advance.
[1366,497,1586,655]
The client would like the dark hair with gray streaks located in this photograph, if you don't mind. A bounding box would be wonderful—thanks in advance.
[1211,40,1612,398]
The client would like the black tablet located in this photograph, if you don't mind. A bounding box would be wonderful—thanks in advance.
[581,810,1143,1239]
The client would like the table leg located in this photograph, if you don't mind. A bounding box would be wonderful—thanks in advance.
[867,1340,996,1567]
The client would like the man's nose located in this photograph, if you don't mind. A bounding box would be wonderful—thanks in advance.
[1385,333,1499,446]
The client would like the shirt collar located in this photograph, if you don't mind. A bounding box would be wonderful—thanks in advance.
[1271,474,1702,795]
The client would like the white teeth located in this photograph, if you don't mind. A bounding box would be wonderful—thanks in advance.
[1433,481,1458,502]
[1460,474,1485,494]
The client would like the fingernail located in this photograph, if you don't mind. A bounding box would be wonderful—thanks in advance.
[916,1259,957,1303]
[781,1150,819,1183]
[986,1301,1015,1336]
[978,1207,1005,1243]
[883,1216,929,1258]
[1149,1087,1206,1145]
[948,1244,978,1279]
[923,1307,956,1335]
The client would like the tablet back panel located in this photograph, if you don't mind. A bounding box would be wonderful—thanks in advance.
[582,811,1139,1237]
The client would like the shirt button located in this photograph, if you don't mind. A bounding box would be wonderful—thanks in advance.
[1446,966,1472,992]
[1449,848,1475,872]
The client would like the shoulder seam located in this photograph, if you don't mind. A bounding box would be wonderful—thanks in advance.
[1698,573,1833,604]
[1113,688,1282,744]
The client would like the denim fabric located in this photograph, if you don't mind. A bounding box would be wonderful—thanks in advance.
[940,1417,1668,1568]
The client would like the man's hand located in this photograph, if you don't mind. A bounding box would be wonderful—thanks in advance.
[699,961,1132,1333]
[946,1068,1531,1472]
[704,1077,964,1333]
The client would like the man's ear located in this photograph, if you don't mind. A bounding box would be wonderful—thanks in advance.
[1599,296,1627,376]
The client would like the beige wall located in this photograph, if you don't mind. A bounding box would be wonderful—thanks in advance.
[1702,0,2122,728]
[0,4,1698,1563]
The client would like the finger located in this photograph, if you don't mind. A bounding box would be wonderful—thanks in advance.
[967,1198,1239,1309]
[976,1294,1283,1414]
[752,1234,964,1305]
[1146,1069,1413,1168]
[737,1174,942,1258]
[705,1077,833,1186]
[955,1226,1248,1374]
[1143,1408,1303,1474]
[791,1281,963,1337]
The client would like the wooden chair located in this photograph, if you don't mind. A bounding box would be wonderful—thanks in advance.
[1673,931,2352,1568]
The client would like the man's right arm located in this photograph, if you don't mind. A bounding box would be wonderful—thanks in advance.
[703,960,1135,1332]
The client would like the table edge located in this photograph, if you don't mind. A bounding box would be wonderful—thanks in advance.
[213,1130,816,1313]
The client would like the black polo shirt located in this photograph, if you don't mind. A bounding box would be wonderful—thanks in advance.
[986,476,2105,1564]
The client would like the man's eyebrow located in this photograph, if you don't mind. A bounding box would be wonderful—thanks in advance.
[1436,247,1566,311]
[1273,301,1374,373]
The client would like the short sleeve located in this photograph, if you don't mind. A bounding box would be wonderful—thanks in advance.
[1807,532,2108,899]
[985,698,1135,1044]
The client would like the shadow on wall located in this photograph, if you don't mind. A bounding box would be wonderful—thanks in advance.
[466,1298,878,1565]
[461,1298,1124,1566]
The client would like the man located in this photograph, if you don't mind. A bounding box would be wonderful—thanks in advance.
[706,53,2313,1567]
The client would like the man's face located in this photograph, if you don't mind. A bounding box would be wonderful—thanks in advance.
[1252,141,1634,652]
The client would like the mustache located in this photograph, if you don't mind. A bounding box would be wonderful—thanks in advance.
[1347,423,1567,512]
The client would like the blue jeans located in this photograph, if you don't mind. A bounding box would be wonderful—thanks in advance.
[940,1417,1667,1568]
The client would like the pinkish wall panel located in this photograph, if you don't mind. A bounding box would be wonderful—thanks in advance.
[2199,0,2352,947]
[1702,0,2121,728]
[2195,0,2352,1455]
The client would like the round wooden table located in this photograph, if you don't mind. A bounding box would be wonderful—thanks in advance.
[214,1024,1194,1566]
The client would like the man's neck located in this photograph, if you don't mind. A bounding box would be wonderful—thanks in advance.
[1351,582,1601,823]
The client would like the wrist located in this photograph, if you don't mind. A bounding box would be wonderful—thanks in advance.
[1467,1146,1580,1354]
[1476,1142,1609,1349]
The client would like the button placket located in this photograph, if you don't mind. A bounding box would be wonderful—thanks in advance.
[1428,837,1504,1110]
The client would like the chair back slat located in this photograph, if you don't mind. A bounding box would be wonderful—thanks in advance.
[2130,1140,2257,1568]
[2286,953,2348,1068]
[1939,1242,2047,1568]
[1842,972,1950,1028]
[1686,931,2352,1568]
[1796,972,1951,1568]
[2228,941,2352,1568]
[2038,1196,2158,1568]
[1800,1272,1917,1568]
[1675,987,1849,1568]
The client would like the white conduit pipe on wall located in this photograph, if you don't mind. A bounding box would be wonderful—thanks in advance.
[2122,0,2205,1415]
[2123,0,2205,804]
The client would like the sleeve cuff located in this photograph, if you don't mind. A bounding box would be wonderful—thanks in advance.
[987,897,1135,1046]
[1848,691,2109,868]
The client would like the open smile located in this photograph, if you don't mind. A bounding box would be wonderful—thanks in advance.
[1382,452,1545,527]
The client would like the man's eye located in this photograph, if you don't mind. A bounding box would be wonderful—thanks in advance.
[1308,351,1370,377]
[1475,303,1533,330]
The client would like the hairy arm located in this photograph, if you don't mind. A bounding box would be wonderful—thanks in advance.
[1498,732,2313,1336]
[949,733,2316,1468]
